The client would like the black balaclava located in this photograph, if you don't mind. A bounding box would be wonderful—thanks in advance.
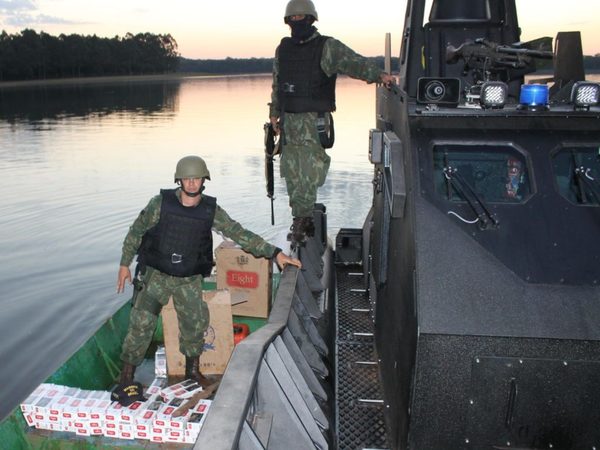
[288,16,316,43]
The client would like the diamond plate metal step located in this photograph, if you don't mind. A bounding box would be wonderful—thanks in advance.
[335,265,389,450]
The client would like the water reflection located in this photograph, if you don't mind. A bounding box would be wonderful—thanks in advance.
[0,80,181,123]
[0,74,378,421]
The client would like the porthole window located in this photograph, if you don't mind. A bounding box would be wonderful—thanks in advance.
[433,144,531,203]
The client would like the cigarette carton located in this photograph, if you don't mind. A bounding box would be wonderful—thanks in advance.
[155,346,167,378]
[145,377,167,397]
[186,399,212,434]
[160,379,201,401]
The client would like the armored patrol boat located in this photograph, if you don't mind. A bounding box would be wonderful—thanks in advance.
[1,0,599,448]
[198,0,599,448]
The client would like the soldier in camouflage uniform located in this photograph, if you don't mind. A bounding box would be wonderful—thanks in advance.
[269,0,395,243]
[116,156,301,393]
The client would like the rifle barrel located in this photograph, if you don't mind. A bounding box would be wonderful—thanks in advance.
[497,46,553,59]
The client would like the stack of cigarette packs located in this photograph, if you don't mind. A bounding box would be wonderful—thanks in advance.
[20,380,211,444]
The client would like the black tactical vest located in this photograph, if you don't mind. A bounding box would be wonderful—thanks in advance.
[278,35,337,113]
[139,189,216,277]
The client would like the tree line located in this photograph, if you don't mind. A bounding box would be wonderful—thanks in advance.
[178,56,394,75]
[1,29,599,81]
[0,29,179,81]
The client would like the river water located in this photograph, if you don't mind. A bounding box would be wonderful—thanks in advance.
[0,74,377,419]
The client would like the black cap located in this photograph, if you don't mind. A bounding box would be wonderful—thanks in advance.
[111,381,145,406]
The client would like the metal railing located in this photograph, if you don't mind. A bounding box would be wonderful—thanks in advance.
[196,235,332,450]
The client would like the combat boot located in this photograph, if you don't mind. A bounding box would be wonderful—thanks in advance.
[302,217,315,238]
[185,356,212,389]
[290,216,309,244]
[119,362,137,384]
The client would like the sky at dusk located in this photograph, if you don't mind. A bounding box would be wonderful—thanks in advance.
[0,0,599,59]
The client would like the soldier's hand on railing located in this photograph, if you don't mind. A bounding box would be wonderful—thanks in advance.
[380,73,396,90]
[275,252,302,270]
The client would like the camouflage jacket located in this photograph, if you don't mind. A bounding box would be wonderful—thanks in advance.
[120,190,278,267]
[269,31,383,118]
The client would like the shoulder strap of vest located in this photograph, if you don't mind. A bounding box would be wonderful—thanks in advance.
[201,195,217,208]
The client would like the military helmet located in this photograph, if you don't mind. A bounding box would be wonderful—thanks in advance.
[284,0,318,21]
[174,156,211,182]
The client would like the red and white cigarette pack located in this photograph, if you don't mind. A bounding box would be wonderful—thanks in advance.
[154,396,185,426]
[165,427,186,443]
[155,346,167,378]
[20,391,40,415]
[133,396,163,436]
[144,377,167,397]
[121,400,144,424]
[104,402,123,428]
[160,379,202,401]
[186,399,212,435]
[116,423,135,440]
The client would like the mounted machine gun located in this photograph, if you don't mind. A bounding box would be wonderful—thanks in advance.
[446,37,554,83]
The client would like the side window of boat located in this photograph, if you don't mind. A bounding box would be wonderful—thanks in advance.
[552,146,600,206]
[432,144,532,203]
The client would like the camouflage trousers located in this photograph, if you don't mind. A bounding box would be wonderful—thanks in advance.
[120,267,209,366]
[280,112,331,218]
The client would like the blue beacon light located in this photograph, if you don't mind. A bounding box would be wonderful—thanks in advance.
[519,84,549,111]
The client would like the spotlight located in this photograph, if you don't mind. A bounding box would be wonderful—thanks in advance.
[571,81,600,110]
[480,81,508,109]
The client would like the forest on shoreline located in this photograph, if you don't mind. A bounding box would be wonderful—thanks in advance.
[1,29,599,82]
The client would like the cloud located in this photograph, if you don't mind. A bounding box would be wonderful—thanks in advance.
[0,0,37,12]
[3,12,81,26]
[1,1,85,27]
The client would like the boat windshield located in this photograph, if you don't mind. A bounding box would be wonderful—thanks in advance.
[553,146,600,206]
[433,144,532,203]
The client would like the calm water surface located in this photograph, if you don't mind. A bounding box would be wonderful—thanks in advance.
[0,74,378,418]
[3,73,598,420]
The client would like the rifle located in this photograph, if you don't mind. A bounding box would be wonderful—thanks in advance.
[264,122,280,225]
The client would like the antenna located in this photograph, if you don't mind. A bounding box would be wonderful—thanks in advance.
[385,32,392,74]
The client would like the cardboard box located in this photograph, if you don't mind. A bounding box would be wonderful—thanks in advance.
[216,241,272,318]
[162,290,234,376]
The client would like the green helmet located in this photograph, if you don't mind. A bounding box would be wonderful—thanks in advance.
[174,156,211,182]
[284,0,318,21]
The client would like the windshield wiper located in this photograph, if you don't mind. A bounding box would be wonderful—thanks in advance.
[571,150,600,205]
[574,166,600,204]
[443,164,499,230]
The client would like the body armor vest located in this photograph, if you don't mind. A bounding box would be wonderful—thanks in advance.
[139,189,216,277]
[278,35,336,113]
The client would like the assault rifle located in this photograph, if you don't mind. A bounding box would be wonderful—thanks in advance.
[264,122,280,225]
[446,37,553,81]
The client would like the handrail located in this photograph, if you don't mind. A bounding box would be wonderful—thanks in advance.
[195,266,302,449]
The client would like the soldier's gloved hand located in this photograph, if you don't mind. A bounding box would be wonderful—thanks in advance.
[117,265,132,293]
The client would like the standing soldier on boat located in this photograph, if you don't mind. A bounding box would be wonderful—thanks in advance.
[114,156,301,402]
[269,0,395,243]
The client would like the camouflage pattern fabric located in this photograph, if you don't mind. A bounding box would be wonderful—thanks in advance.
[269,32,383,217]
[280,140,330,217]
[119,189,279,365]
[121,267,208,366]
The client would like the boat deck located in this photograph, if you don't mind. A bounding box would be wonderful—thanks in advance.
[335,264,388,449]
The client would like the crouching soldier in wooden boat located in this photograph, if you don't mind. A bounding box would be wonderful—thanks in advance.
[113,155,301,404]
